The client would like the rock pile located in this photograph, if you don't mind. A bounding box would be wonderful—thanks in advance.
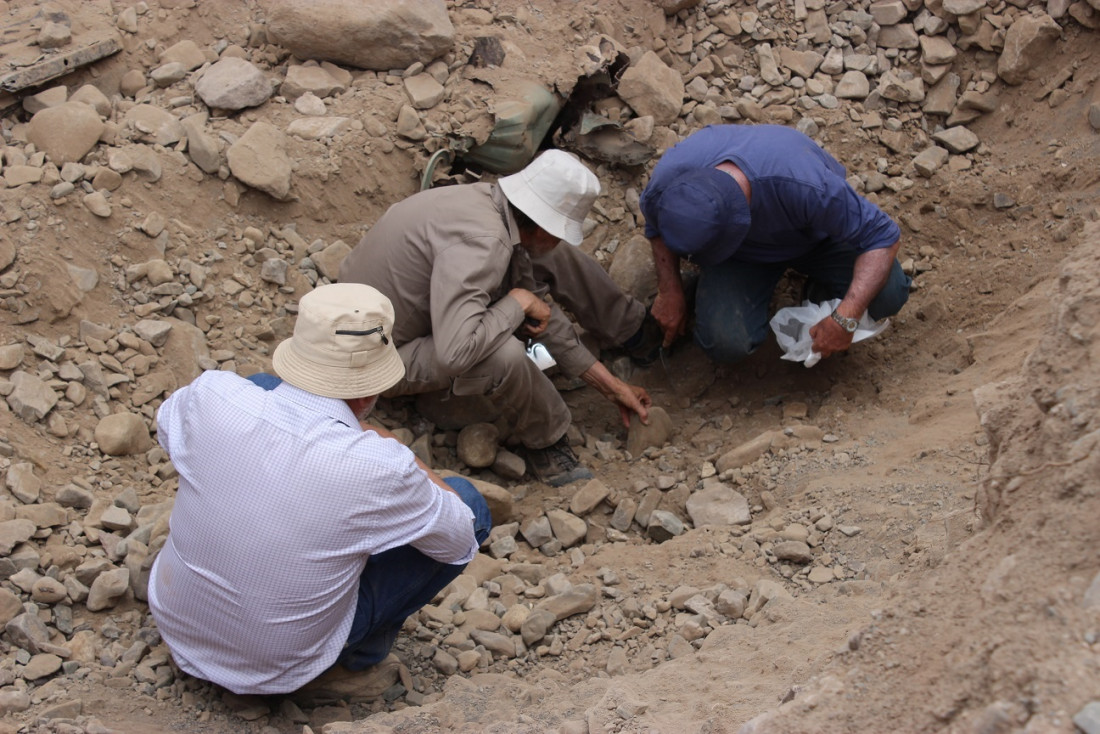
[0,0,1096,731]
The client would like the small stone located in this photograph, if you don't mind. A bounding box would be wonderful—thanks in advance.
[457,423,498,469]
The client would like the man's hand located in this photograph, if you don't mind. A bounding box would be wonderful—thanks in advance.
[808,314,855,359]
[651,288,687,348]
[580,360,652,428]
[509,287,551,336]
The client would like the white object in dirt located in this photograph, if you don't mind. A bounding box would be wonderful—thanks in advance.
[769,298,889,367]
[526,342,557,371]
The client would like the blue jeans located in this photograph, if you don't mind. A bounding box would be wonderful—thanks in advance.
[693,242,911,363]
[338,476,491,670]
[246,374,493,670]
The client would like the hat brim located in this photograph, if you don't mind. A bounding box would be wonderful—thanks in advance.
[272,336,406,400]
[499,176,584,246]
[658,167,750,266]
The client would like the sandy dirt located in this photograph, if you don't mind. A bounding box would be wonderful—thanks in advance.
[0,1,1099,733]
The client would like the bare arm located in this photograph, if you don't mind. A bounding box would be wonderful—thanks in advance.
[809,239,902,358]
[648,236,688,347]
[579,360,652,428]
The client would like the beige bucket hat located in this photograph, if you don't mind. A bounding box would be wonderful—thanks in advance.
[498,149,600,246]
[272,283,405,399]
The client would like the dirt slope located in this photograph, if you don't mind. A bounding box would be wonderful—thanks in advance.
[0,1,1098,734]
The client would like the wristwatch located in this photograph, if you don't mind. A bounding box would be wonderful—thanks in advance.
[830,309,858,334]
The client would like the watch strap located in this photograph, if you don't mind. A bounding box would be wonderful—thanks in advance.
[830,309,858,333]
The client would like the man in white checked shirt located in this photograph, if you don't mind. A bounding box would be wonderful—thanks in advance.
[147,283,491,698]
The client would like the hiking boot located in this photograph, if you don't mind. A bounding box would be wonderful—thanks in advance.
[293,653,405,706]
[525,436,594,487]
[622,311,663,367]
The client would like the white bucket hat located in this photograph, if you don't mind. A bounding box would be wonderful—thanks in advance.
[498,149,600,246]
[272,283,405,399]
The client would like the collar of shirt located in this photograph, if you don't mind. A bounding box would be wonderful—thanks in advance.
[271,380,359,429]
[491,183,522,248]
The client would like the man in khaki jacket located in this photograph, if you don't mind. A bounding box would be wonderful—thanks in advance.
[339,150,659,486]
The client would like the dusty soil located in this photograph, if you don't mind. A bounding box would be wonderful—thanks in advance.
[1,1,1099,733]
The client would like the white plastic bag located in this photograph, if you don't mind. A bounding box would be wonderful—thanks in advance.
[769,298,889,367]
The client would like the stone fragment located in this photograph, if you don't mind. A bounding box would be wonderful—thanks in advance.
[83,192,112,218]
[491,449,525,481]
[70,84,112,117]
[396,105,427,141]
[869,0,907,25]
[150,62,187,88]
[312,240,352,281]
[22,85,67,115]
[997,14,1062,85]
[647,510,684,542]
[686,485,751,526]
[920,35,957,65]
[0,520,36,555]
[281,64,345,100]
[86,567,130,611]
[1074,702,1100,734]
[94,413,152,456]
[457,423,498,468]
[545,509,587,548]
[124,104,185,146]
[746,579,792,617]
[0,344,23,370]
[716,430,778,472]
[227,122,293,200]
[134,320,173,347]
[521,515,553,548]
[181,114,221,174]
[160,39,208,70]
[835,71,870,99]
[772,540,813,564]
[403,74,445,109]
[7,372,58,422]
[933,126,980,153]
[626,406,672,457]
[26,103,105,165]
[0,240,14,271]
[912,146,949,177]
[196,58,273,110]
[618,52,684,126]
[265,0,455,71]
[569,478,610,517]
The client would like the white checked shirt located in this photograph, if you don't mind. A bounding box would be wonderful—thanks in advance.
[147,371,477,695]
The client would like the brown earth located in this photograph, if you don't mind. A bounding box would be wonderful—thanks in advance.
[1,1,1099,733]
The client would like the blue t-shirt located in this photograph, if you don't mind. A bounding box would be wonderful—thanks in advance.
[640,125,900,264]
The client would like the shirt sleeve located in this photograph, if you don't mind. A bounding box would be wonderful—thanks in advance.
[429,235,526,376]
[801,174,901,253]
[363,433,478,565]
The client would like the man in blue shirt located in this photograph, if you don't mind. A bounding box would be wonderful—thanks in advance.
[639,125,910,363]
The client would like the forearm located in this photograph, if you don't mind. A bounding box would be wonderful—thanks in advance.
[579,359,622,402]
[839,240,901,317]
[650,236,684,296]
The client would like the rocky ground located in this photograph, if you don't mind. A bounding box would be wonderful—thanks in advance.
[0,0,1099,733]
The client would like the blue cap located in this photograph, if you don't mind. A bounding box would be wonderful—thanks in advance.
[654,167,750,266]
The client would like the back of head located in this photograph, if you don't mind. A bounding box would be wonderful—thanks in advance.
[654,167,750,266]
[498,149,600,246]
[272,283,405,399]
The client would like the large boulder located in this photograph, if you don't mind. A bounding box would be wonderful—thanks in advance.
[264,0,454,71]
